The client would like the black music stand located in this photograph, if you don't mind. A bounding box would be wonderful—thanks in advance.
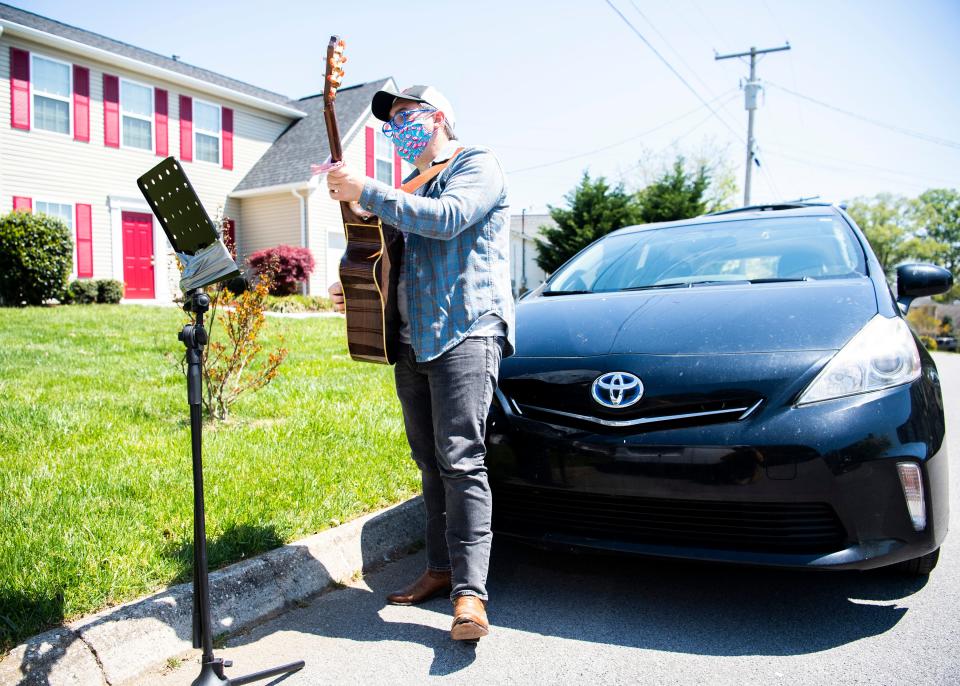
[137,157,305,686]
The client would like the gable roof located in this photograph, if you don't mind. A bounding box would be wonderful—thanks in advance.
[232,78,393,194]
[0,2,305,117]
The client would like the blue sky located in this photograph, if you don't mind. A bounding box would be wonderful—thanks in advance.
[16,0,960,212]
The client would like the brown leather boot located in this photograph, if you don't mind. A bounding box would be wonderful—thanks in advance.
[450,595,489,641]
[386,569,452,605]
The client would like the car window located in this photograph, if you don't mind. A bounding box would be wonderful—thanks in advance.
[545,215,867,293]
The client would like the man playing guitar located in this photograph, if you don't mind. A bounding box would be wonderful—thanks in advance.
[327,85,514,642]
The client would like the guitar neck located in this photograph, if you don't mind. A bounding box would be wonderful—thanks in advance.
[324,106,344,163]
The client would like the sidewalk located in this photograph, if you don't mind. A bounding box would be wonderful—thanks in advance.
[0,498,424,686]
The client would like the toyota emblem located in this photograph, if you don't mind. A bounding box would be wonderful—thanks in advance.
[591,372,644,409]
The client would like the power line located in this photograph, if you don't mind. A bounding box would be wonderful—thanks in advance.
[767,82,960,151]
[507,90,737,174]
[625,0,746,141]
[619,106,723,177]
[765,142,958,187]
[762,147,954,192]
[603,0,744,145]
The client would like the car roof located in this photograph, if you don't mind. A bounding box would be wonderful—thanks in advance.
[611,204,842,236]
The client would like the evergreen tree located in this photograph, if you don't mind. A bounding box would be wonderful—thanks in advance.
[637,156,711,224]
[534,172,642,274]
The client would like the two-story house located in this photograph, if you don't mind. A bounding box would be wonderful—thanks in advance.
[1,3,407,302]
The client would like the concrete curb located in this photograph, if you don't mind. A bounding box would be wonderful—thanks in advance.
[0,497,424,686]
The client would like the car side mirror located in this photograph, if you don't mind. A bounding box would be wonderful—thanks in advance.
[896,263,953,313]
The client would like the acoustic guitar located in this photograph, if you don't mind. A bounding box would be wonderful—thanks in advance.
[323,35,402,364]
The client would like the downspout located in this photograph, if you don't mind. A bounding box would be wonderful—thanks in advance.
[291,187,308,294]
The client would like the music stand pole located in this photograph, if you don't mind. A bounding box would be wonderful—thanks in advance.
[179,289,305,686]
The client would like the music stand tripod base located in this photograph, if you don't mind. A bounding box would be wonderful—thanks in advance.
[138,157,305,685]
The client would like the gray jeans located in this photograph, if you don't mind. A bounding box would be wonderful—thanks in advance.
[394,336,503,601]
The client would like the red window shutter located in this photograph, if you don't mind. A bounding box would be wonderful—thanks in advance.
[12,196,32,212]
[222,107,233,170]
[75,204,93,278]
[394,149,402,187]
[77,205,93,279]
[73,65,90,142]
[155,89,168,156]
[10,48,30,131]
[365,126,375,177]
[179,95,193,162]
[103,74,120,147]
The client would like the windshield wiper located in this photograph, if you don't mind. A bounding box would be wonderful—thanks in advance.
[621,277,814,292]
[542,289,592,296]
[620,280,744,292]
[746,277,812,283]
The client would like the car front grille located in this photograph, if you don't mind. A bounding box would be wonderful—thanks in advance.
[493,483,848,553]
[499,388,763,432]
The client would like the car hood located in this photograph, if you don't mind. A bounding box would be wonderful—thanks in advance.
[514,279,878,357]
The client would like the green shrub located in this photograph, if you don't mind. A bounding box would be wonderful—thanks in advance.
[920,335,938,351]
[0,211,73,306]
[67,279,99,304]
[96,279,124,303]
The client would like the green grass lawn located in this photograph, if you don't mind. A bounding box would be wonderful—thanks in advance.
[0,305,418,652]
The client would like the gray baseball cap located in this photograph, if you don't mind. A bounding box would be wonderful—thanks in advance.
[371,85,456,129]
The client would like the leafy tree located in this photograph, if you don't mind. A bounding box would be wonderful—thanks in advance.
[846,193,944,279]
[535,172,642,274]
[637,156,711,223]
[911,188,960,301]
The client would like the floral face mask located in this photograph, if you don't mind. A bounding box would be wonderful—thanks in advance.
[383,109,437,164]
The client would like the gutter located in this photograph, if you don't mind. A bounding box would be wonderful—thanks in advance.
[229,181,309,198]
[0,19,307,119]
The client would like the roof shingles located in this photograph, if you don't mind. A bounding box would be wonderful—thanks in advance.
[233,79,391,192]
[0,2,296,108]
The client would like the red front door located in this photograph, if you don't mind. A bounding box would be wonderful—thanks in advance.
[122,211,155,299]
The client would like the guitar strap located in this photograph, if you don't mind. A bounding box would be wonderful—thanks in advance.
[399,147,465,194]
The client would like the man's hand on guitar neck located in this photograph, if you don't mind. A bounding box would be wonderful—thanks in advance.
[328,281,346,314]
[326,166,365,203]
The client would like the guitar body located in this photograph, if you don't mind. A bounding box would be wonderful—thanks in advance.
[338,204,402,364]
[322,36,401,365]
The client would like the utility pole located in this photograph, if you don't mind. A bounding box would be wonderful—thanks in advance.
[715,43,790,206]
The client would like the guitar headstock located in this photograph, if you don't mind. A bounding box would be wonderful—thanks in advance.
[323,36,346,108]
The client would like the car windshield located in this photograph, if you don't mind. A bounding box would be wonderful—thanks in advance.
[544,215,867,294]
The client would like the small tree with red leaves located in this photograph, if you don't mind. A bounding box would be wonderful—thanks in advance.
[248,245,315,295]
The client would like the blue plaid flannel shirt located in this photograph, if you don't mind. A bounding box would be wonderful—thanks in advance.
[358,143,515,363]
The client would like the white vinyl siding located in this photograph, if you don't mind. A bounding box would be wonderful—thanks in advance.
[31,53,71,135]
[120,78,153,151]
[374,128,393,185]
[194,99,221,164]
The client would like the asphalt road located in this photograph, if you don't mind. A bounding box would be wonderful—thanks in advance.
[139,352,960,686]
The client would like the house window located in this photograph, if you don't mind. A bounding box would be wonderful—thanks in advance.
[32,54,71,134]
[36,201,74,272]
[374,128,394,184]
[36,201,73,230]
[194,100,221,164]
[120,79,153,150]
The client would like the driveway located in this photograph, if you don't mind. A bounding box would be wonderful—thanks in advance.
[135,352,960,686]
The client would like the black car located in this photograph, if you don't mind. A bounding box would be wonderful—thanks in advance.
[936,336,958,352]
[487,203,953,575]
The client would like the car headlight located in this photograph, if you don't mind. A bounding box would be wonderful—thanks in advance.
[796,314,921,406]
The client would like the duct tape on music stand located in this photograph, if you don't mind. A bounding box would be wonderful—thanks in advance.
[175,240,238,292]
[137,156,240,292]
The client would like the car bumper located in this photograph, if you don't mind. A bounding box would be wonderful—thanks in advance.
[486,378,949,571]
